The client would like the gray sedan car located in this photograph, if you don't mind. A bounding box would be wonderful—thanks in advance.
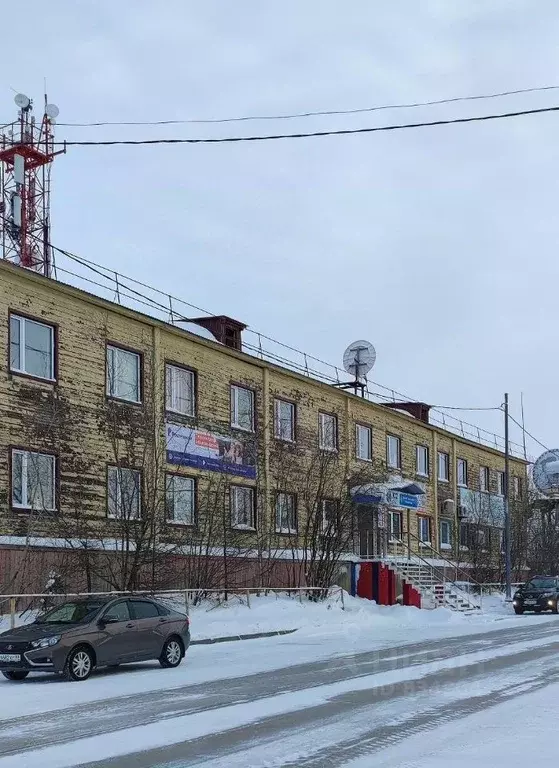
[0,596,190,682]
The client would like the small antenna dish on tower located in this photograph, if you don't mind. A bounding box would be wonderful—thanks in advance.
[343,340,376,380]
[45,104,59,119]
[14,94,31,109]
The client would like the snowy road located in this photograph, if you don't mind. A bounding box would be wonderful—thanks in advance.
[3,616,559,767]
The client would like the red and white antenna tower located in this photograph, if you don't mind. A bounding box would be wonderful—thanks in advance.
[0,93,65,277]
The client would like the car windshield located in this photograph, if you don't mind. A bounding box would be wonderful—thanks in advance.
[524,578,557,591]
[35,601,106,624]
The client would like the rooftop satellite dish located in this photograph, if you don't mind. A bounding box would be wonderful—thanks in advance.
[14,93,30,109]
[45,103,59,119]
[533,449,559,497]
[343,340,376,381]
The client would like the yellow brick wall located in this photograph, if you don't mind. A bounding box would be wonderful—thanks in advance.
[0,261,527,556]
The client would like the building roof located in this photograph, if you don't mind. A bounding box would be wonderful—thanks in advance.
[0,259,527,463]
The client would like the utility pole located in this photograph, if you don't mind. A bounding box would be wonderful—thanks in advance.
[504,393,512,599]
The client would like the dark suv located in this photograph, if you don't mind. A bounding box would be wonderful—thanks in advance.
[513,576,559,615]
[0,596,190,681]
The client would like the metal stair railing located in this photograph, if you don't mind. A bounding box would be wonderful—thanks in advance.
[388,534,482,612]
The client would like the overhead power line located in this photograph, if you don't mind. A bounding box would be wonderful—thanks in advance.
[54,104,559,147]
[58,84,559,127]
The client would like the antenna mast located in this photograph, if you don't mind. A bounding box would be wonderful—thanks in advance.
[0,94,65,277]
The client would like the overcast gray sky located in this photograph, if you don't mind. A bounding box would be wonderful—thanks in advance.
[3,0,559,459]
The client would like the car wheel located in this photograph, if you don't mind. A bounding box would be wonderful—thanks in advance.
[64,646,94,682]
[553,601,559,615]
[514,607,524,615]
[159,637,183,669]
[534,608,542,613]
[1,670,29,681]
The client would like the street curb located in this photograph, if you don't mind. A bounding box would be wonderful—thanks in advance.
[191,628,298,645]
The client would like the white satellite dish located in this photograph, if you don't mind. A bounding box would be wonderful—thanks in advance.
[533,450,559,498]
[45,103,59,119]
[14,93,30,109]
[343,340,376,380]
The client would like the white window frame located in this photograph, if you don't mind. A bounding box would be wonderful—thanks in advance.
[355,424,372,462]
[165,364,195,416]
[275,492,297,534]
[479,466,490,492]
[319,412,338,452]
[11,449,56,511]
[439,519,452,549]
[230,485,256,530]
[416,445,429,477]
[10,314,55,381]
[230,385,255,432]
[497,471,505,496]
[418,516,431,544]
[457,458,468,488]
[107,466,141,520]
[274,399,295,442]
[387,435,401,469]
[389,511,403,542]
[106,345,141,403]
[166,474,195,525]
[513,476,522,500]
[437,451,450,482]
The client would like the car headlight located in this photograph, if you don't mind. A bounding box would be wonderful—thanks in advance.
[31,635,61,649]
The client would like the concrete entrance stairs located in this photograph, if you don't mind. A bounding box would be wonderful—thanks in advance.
[387,535,482,613]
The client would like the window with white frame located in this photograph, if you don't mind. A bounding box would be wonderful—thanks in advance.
[479,466,490,492]
[457,458,468,487]
[107,466,141,519]
[389,511,402,541]
[275,492,297,534]
[513,476,522,500]
[10,314,55,380]
[437,451,450,482]
[106,345,141,403]
[439,519,452,548]
[416,445,429,476]
[11,449,56,511]
[274,399,295,442]
[418,516,431,543]
[230,485,255,529]
[497,471,505,496]
[166,474,195,525]
[230,385,255,431]
[319,412,337,452]
[321,499,339,532]
[166,364,195,416]
[356,424,372,461]
[387,435,401,469]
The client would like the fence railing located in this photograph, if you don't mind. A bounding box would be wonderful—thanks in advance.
[0,586,342,629]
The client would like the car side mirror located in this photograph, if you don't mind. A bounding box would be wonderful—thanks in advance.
[98,616,119,627]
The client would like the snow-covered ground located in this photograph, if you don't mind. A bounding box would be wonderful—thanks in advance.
[342,682,558,768]
[1,590,555,768]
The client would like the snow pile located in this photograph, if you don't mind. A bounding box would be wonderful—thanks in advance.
[174,589,502,641]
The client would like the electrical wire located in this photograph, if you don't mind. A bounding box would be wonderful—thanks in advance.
[52,104,559,147]
[507,412,553,455]
[57,84,559,127]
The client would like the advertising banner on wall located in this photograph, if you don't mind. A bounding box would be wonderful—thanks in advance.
[165,422,256,479]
